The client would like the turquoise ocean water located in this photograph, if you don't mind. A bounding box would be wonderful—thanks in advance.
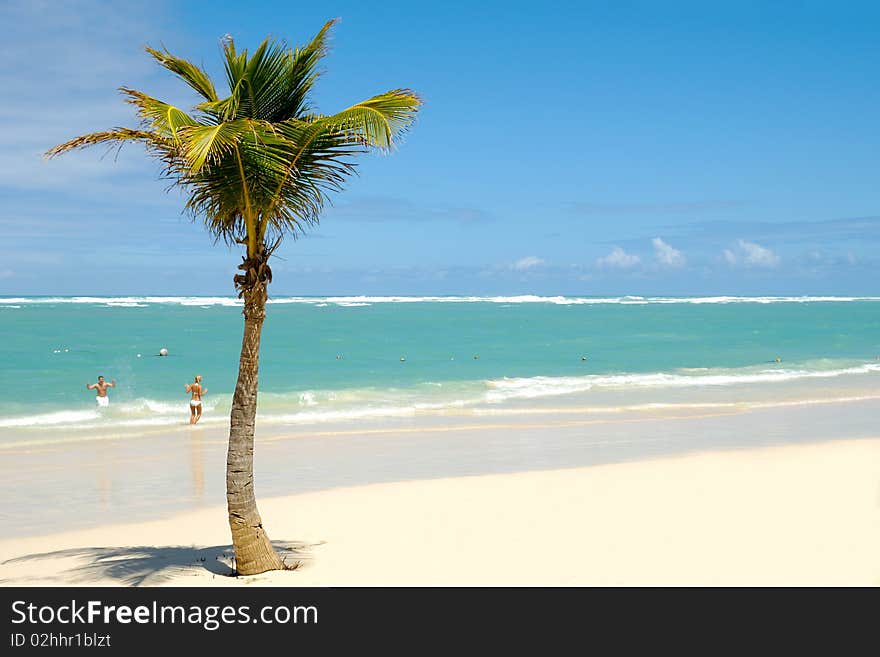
[1,295,879,445]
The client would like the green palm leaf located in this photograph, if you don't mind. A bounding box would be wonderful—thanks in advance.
[120,87,200,141]
[145,46,218,102]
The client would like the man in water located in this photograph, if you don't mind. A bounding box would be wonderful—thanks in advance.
[185,375,207,425]
[86,376,116,407]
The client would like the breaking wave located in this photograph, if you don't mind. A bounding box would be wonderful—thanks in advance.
[3,295,879,307]
[1,360,877,443]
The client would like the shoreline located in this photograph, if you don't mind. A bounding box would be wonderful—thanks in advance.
[2,396,879,540]
[2,436,879,586]
[4,366,879,450]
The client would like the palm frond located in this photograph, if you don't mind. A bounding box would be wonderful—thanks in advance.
[260,88,421,221]
[180,120,296,242]
[315,89,422,149]
[221,37,250,105]
[181,120,258,171]
[44,128,169,159]
[120,87,201,140]
[145,46,218,102]
[266,18,338,121]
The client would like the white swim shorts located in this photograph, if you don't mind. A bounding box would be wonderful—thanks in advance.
[96,396,109,408]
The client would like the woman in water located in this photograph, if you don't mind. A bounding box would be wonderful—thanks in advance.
[184,375,207,425]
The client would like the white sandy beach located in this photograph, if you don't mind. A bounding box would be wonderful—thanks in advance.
[2,437,879,587]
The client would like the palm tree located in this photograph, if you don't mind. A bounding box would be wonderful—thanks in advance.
[46,19,421,575]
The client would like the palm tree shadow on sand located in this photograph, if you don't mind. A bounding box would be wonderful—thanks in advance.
[0,541,314,586]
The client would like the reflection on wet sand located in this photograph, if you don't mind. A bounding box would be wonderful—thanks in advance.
[189,429,204,502]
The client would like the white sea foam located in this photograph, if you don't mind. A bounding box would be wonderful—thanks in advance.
[473,394,880,417]
[123,399,202,415]
[483,363,880,402]
[0,397,225,431]
[1,361,877,437]
[3,295,879,306]
[0,296,244,306]
[0,410,100,428]
[270,405,418,424]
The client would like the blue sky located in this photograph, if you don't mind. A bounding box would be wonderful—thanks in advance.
[1,0,878,295]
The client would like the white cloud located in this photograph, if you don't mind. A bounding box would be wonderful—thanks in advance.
[512,256,545,271]
[737,239,780,267]
[596,247,640,269]
[651,237,685,267]
[723,240,779,268]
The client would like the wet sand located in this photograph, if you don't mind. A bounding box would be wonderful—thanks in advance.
[1,397,878,538]
[1,436,879,586]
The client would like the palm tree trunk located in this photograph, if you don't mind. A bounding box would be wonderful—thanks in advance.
[226,281,284,575]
